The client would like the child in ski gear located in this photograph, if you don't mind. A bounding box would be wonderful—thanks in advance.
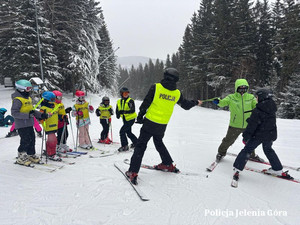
[116,87,138,151]
[40,91,60,160]
[11,79,48,166]
[213,79,262,162]
[96,96,114,144]
[72,90,94,149]
[7,118,42,138]
[232,89,293,182]
[126,68,202,184]
[0,108,14,126]
[53,90,72,153]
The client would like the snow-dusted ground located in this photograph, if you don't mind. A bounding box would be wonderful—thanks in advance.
[0,85,299,225]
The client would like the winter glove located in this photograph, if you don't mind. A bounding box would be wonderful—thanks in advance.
[77,111,83,117]
[29,110,35,118]
[135,115,144,124]
[65,107,72,114]
[89,105,94,111]
[63,115,69,123]
[95,109,101,117]
[242,139,248,145]
[118,110,124,115]
[213,99,220,105]
[41,112,49,120]
[108,118,112,123]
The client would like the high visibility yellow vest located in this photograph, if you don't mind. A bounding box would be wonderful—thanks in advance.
[98,104,112,119]
[57,103,66,116]
[74,102,89,120]
[40,103,59,132]
[145,83,181,124]
[14,97,33,113]
[117,98,137,121]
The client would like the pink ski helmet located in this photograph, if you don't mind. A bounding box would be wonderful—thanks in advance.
[53,90,63,103]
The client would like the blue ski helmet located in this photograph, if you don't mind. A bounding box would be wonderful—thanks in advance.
[42,91,56,102]
[15,79,32,92]
[0,108,7,114]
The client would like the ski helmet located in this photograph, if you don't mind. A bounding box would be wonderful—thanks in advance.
[256,89,273,102]
[42,91,56,102]
[120,87,129,97]
[0,108,7,114]
[75,90,85,97]
[102,96,110,102]
[53,90,63,103]
[164,68,179,82]
[15,79,32,92]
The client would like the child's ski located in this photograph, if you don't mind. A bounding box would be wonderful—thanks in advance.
[114,162,149,201]
[227,152,300,171]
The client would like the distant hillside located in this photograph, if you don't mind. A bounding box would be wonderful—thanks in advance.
[117,56,164,69]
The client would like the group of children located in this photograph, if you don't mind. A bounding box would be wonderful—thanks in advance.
[11,78,132,166]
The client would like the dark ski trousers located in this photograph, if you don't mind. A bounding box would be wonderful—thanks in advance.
[120,119,137,147]
[129,127,173,173]
[17,126,36,155]
[57,126,68,145]
[233,139,283,171]
[218,126,256,157]
[100,119,109,140]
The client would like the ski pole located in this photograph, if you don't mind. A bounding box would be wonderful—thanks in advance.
[109,119,113,143]
[68,112,76,150]
[33,97,44,110]
[58,121,67,151]
[40,128,45,162]
[200,97,220,102]
[75,111,80,150]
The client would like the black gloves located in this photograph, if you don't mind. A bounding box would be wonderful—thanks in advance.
[95,109,101,117]
[41,112,49,120]
[29,110,35,118]
[119,110,124,114]
[135,115,144,124]
[65,107,72,114]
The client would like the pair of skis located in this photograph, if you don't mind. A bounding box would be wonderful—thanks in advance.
[231,167,300,188]
[14,160,65,172]
[115,159,203,201]
[207,152,300,172]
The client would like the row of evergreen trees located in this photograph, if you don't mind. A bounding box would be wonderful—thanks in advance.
[0,0,118,94]
[118,0,299,119]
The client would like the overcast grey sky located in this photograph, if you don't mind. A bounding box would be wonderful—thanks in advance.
[100,0,200,60]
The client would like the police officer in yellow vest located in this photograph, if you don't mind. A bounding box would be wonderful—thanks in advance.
[116,87,138,152]
[125,68,202,184]
[11,79,49,166]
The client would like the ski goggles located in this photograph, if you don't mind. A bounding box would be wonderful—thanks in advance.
[237,86,248,94]
[16,83,32,92]
[78,96,85,101]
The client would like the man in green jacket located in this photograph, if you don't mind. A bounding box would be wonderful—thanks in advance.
[213,79,263,162]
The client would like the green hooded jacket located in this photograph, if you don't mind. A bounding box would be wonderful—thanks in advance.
[217,79,257,128]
